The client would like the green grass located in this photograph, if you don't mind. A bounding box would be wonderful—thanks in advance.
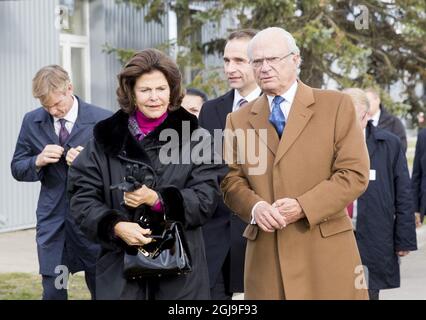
[0,272,90,300]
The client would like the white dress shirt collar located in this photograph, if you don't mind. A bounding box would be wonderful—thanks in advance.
[266,80,298,111]
[232,87,262,112]
[53,95,79,136]
[53,95,79,125]
[371,109,381,127]
[265,80,298,120]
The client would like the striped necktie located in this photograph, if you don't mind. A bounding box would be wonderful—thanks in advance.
[58,118,70,146]
[237,98,248,109]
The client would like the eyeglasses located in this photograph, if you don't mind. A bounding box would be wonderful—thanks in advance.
[250,52,294,68]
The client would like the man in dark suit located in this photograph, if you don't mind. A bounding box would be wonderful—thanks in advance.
[344,88,416,300]
[412,128,426,228]
[11,65,111,299]
[199,29,260,300]
[365,87,407,152]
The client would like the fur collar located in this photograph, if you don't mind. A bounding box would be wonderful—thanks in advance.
[94,107,199,157]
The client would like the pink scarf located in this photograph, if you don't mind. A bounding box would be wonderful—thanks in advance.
[135,109,168,135]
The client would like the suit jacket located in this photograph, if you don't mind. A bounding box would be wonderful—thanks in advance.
[378,105,407,153]
[412,128,426,222]
[221,81,370,299]
[11,97,112,276]
[356,122,416,290]
[198,89,247,292]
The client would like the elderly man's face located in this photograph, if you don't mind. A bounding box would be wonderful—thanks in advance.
[365,91,381,116]
[355,103,370,129]
[250,34,300,96]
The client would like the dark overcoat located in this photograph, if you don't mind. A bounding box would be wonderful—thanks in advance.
[68,107,225,299]
[356,122,417,290]
[378,105,407,152]
[411,128,426,222]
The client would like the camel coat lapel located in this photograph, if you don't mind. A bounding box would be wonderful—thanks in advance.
[247,82,315,162]
[248,95,279,156]
[274,82,314,165]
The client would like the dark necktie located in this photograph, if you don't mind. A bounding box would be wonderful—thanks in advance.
[237,98,248,109]
[269,96,285,136]
[58,118,70,146]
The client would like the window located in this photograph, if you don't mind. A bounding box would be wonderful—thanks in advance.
[58,0,90,101]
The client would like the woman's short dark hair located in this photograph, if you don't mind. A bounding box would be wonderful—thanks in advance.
[117,48,184,114]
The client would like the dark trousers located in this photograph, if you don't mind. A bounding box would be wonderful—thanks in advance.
[42,271,96,300]
[42,275,68,300]
[42,243,97,300]
[368,289,380,300]
[210,253,232,300]
[84,270,96,299]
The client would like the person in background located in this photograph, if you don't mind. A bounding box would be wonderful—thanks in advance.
[343,87,417,301]
[11,65,111,299]
[365,87,407,152]
[416,111,426,132]
[198,29,260,300]
[181,88,208,118]
[411,125,426,228]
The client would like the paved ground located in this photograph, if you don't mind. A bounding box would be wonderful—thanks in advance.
[0,228,38,273]
[381,226,426,300]
[1,226,425,299]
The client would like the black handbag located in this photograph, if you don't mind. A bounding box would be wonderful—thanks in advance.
[123,220,192,279]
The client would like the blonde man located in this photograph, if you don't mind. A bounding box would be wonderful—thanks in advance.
[11,65,111,300]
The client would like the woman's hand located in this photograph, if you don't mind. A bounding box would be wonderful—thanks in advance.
[123,185,159,208]
[113,222,152,246]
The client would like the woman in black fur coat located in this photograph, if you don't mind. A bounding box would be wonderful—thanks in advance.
[68,49,225,300]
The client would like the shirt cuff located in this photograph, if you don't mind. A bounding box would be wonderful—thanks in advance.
[251,201,265,225]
